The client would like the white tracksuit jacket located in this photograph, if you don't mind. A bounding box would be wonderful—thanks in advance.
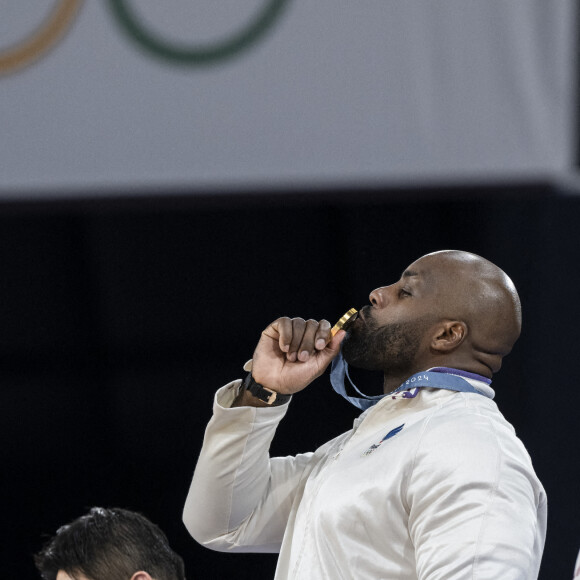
[184,376,547,579]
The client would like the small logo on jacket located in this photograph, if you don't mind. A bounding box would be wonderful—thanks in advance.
[362,424,405,456]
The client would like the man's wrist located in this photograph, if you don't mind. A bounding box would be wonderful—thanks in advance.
[237,373,291,407]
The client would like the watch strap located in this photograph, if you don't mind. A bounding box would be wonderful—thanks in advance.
[241,372,291,406]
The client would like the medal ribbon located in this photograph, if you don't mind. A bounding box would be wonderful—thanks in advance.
[330,351,492,411]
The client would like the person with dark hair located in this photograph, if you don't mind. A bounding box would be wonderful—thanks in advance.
[35,507,185,580]
[184,250,547,578]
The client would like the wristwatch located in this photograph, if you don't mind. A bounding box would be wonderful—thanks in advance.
[240,372,291,406]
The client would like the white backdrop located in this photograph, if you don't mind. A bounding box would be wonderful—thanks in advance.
[0,0,576,199]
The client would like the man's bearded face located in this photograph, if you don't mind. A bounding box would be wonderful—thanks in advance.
[342,310,433,373]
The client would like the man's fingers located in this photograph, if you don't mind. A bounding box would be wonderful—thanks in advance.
[267,317,334,362]
[313,329,346,369]
[296,319,320,361]
[287,318,306,361]
[272,317,293,353]
[268,317,306,361]
[314,320,332,350]
[298,319,333,360]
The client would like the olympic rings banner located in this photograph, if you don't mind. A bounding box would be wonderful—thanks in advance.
[0,0,576,199]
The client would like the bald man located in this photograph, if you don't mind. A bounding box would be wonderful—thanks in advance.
[184,251,546,579]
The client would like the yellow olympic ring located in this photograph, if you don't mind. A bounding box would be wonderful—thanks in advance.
[0,0,83,76]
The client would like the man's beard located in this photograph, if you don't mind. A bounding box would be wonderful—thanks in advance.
[342,313,434,374]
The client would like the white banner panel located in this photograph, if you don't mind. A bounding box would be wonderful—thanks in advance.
[0,0,576,198]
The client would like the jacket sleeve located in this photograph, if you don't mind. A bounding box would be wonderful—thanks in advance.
[405,405,547,580]
[574,548,580,579]
[183,381,315,553]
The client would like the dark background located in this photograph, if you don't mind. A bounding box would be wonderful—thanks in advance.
[4,181,580,578]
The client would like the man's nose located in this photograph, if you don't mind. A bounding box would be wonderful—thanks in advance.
[369,286,390,307]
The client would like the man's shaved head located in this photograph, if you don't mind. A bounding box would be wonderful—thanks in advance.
[405,250,521,373]
[343,250,522,387]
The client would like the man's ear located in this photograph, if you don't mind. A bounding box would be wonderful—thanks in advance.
[130,572,154,580]
[431,320,467,352]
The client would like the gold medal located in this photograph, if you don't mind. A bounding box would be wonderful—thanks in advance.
[331,308,358,336]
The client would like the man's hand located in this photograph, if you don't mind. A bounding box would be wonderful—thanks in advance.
[251,317,345,395]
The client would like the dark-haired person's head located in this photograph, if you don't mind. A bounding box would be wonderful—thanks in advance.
[34,507,185,580]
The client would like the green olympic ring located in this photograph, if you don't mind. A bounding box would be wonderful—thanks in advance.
[107,0,292,65]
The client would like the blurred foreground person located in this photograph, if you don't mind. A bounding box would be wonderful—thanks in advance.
[184,250,547,579]
[35,507,185,580]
